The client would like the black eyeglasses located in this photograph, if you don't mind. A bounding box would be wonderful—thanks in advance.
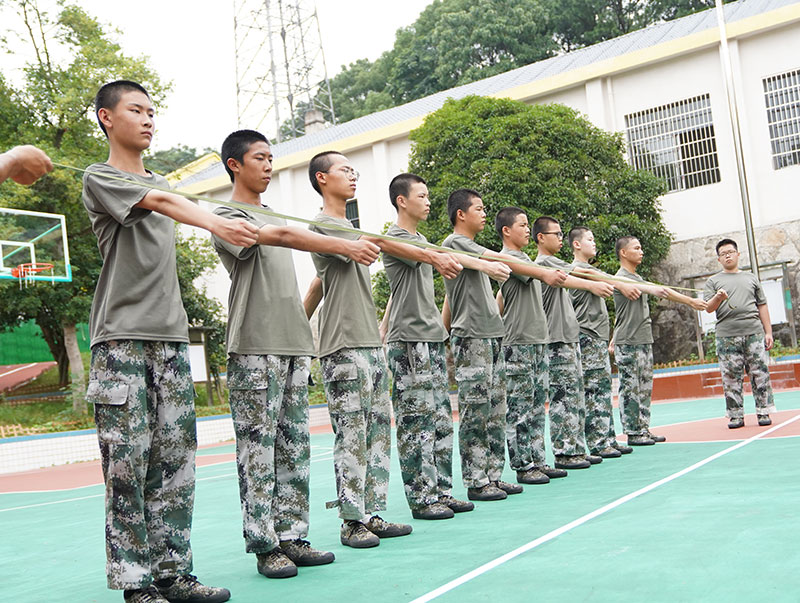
[541,231,564,239]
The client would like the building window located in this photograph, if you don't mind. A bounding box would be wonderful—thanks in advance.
[624,94,721,192]
[763,69,800,170]
[345,198,360,228]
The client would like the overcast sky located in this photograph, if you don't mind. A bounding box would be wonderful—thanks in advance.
[1,0,432,152]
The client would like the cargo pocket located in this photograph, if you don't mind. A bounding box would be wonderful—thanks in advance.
[87,378,134,445]
[324,362,362,414]
[455,364,488,404]
[86,379,130,406]
[227,368,270,426]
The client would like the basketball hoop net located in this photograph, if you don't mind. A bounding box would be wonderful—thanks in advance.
[11,262,55,288]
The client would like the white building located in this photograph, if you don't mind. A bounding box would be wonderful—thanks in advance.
[172,0,800,354]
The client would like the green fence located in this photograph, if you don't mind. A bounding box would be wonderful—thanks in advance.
[0,321,90,364]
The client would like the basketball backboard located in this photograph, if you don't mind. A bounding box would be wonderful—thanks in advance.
[0,207,71,282]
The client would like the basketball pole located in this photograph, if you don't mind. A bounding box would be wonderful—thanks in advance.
[715,0,760,279]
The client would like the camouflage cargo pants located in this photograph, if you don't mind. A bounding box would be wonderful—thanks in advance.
[321,347,391,521]
[450,336,506,488]
[578,334,615,453]
[547,342,587,457]
[227,353,311,554]
[503,343,547,471]
[717,334,776,419]
[386,341,453,510]
[615,343,653,436]
[88,340,196,590]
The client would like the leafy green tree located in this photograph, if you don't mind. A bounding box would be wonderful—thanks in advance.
[144,145,215,176]
[0,1,169,408]
[407,95,671,281]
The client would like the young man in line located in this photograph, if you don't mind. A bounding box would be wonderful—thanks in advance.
[0,145,52,184]
[303,151,462,548]
[379,173,487,520]
[568,227,637,458]
[704,238,775,428]
[533,216,618,470]
[611,236,707,445]
[211,130,381,578]
[82,81,258,603]
[441,192,567,500]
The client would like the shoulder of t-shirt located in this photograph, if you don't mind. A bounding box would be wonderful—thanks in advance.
[387,224,420,241]
[213,204,249,220]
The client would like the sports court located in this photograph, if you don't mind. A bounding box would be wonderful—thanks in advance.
[3,390,799,602]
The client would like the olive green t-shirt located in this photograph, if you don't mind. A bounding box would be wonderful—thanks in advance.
[570,260,610,340]
[383,225,447,343]
[441,234,505,338]
[703,271,767,338]
[535,254,578,344]
[499,248,549,345]
[82,163,188,347]
[613,268,653,345]
[310,213,381,357]
[212,204,315,356]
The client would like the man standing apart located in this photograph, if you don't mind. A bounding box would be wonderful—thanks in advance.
[611,236,706,445]
[704,238,775,428]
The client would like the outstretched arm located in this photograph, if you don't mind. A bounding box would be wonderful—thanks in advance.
[663,287,707,311]
[303,277,323,319]
[138,189,259,247]
[0,146,53,185]
[259,225,379,265]
[561,273,614,298]
[571,265,641,300]
[458,253,511,283]
[482,250,567,287]
[365,236,462,279]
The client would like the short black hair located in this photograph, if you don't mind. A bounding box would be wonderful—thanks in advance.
[568,226,591,247]
[94,80,150,136]
[495,206,526,238]
[221,129,269,182]
[389,173,426,210]
[447,188,480,226]
[615,235,639,259]
[716,238,738,255]
[308,150,344,195]
[532,216,559,242]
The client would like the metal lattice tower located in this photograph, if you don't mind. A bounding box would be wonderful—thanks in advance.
[233,0,337,142]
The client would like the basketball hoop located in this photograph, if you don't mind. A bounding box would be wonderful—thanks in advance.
[11,262,55,288]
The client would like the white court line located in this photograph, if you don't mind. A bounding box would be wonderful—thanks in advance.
[0,493,101,513]
[410,411,800,603]
[0,363,38,379]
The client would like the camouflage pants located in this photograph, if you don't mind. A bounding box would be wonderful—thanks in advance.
[227,353,310,554]
[450,336,506,488]
[503,343,547,471]
[579,334,615,453]
[321,347,391,521]
[717,334,776,419]
[88,340,196,590]
[547,342,587,457]
[386,341,453,510]
[616,344,653,436]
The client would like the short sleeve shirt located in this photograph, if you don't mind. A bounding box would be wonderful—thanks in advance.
[499,248,548,345]
[441,234,504,338]
[613,268,652,344]
[570,260,610,340]
[534,254,578,344]
[310,213,381,357]
[82,163,188,347]
[703,271,767,338]
[383,225,447,343]
[212,204,314,356]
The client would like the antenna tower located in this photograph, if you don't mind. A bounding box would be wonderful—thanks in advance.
[233,0,337,142]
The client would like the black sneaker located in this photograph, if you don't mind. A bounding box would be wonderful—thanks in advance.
[124,587,168,603]
[596,446,622,459]
[439,494,474,513]
[627,435,655,446]
[586,454,603,465]
[516,469,550,484]
[256,548,297,578]
[611,442,633,454]
[538,464,568,478]
[554,455,590,470]
[494,480,523,494]
[340,520,380,548]
[155,575,231,603]
[365,515,413,538]
[411,502,454,520]
[758,415,772,426]
[279,539,335,566]
[467,483,507,501]
[728,417,745,429]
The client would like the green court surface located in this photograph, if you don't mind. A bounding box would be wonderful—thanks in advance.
[2,392,800,602]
